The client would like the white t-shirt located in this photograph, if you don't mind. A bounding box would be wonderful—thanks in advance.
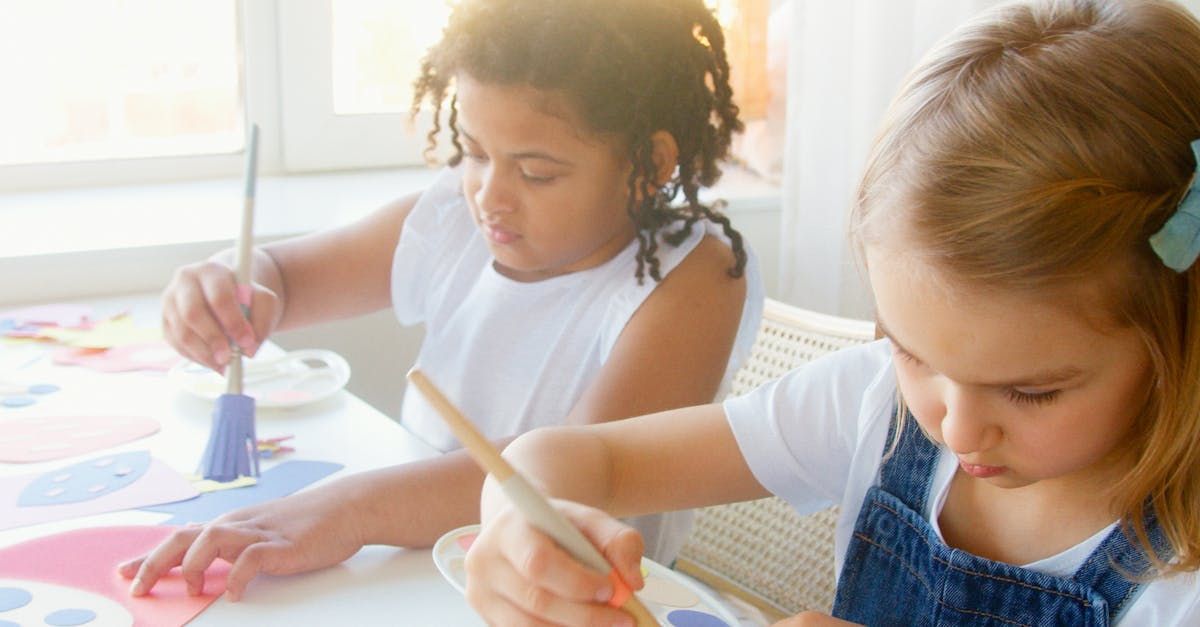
[392,166,765,561]
[724,339,1200,624]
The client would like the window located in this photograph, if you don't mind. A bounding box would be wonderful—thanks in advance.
[0,0,767,191]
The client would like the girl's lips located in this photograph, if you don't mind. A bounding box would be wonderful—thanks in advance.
[959,460,1006,479]
[483,224,518,244]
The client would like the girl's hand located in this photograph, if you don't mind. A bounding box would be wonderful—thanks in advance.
[465,499,646,627]
[161,257,281,372]
[118,483,366,601]
[773,612,862,627]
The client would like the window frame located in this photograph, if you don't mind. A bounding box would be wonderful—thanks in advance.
[0,0,436,193]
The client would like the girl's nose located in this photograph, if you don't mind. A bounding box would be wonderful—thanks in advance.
[474,168,515,216]
[939,388,1001,456]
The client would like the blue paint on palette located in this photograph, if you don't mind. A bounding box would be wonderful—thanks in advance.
[141,460,343,525]
[667,609,730,627]
[44,608,97,625]
[17,451,150,507]
[0,586,31,611]
[0,620,19,627]
[1,397,34,408]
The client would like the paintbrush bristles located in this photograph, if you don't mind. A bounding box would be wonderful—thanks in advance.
[406,369,515,482]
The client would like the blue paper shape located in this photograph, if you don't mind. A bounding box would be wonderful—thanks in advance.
[28,384,60,395]
[18,451,150,507]
[44,608,97,626]
[140,460,343,525]
[0,586,31,611]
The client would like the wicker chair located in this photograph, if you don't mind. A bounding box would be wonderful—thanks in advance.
[674,298,876,621]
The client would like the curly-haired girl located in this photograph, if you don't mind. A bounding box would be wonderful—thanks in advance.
[121,0,764,601]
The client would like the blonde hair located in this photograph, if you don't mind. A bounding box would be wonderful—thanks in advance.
[852,0,1200,575]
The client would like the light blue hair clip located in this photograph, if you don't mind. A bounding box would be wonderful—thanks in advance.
[1149,139,1200,272]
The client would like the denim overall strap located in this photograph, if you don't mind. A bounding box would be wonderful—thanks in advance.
[1073,509,1170,623]
[832,409,1152,626]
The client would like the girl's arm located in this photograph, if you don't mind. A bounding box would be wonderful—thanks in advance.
[161,191,419,371]
[565,234,749,426]
[464,404,769,625]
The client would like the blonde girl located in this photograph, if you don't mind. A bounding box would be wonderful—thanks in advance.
[462,0,1200,624]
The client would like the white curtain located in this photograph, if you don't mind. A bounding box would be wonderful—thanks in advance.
[778,0,999,317]
[778,0,1200,318]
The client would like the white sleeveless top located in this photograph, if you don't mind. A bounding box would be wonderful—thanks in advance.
[391,166,764,561]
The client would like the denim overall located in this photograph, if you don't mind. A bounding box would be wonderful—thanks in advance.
[832,411,1166,626]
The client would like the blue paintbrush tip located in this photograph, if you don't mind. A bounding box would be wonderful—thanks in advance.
[199,393,259,482]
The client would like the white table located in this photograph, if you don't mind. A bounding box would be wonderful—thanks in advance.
[0,294,484,626]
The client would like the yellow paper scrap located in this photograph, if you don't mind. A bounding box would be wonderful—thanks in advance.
[38,315,161,349]
[187,474,258,493]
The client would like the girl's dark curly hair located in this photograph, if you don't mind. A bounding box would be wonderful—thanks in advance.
[411,0,747,282]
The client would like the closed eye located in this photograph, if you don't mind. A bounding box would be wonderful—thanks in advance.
[1005,387,1061,406]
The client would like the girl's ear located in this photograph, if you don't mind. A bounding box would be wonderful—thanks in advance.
[650,130,680,186]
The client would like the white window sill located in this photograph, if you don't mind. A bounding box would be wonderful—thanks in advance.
[0,166,780,306]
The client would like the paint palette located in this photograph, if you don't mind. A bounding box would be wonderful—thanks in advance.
[168,349,351,408]
[433,525,740,627]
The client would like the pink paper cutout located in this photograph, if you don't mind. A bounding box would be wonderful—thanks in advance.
[0,304,93,328]
[0,525,228,627]
[54,341,182,373]
[0,415,160,463]
[0,456,198,531]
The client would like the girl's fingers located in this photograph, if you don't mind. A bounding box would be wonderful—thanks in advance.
[246,289,279,357]
[556,500,646,590]
[223,541,288,602]
[125,526,204,596]
[179,525,261,596]
[198,271,256,354]
[171,288,233,368]
[166,318,224,372]
[469,553,632,627]
[496,521,614,603]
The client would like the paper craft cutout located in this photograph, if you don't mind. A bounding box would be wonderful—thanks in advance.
[0,382,59,410]
[54,342,182,373]
[0,415,158,463]
[37,316,160,350]
[0,304,93,328]
[189,475,257,493]
[141,460,342,525]
[19,451,151,506]
[257,435,295,459]
[0,526,228,627]
[0,451,197,531]
[0,580,129,626]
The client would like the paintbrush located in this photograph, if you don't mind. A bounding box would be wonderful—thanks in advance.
[406,369,660,627]
[198,123,261,482]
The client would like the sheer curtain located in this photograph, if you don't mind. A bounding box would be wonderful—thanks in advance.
[778,0,999,317]
[779,0,1200,317]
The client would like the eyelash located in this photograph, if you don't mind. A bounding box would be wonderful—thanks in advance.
[1005,388,1061,406]
[894,348,1062,406]
[464,151,557,184]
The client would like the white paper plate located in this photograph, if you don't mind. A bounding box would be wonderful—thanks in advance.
[168,349,351,409]
[433,524,740,626]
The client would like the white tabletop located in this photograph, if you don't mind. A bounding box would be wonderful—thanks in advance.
[0,294,484,626]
